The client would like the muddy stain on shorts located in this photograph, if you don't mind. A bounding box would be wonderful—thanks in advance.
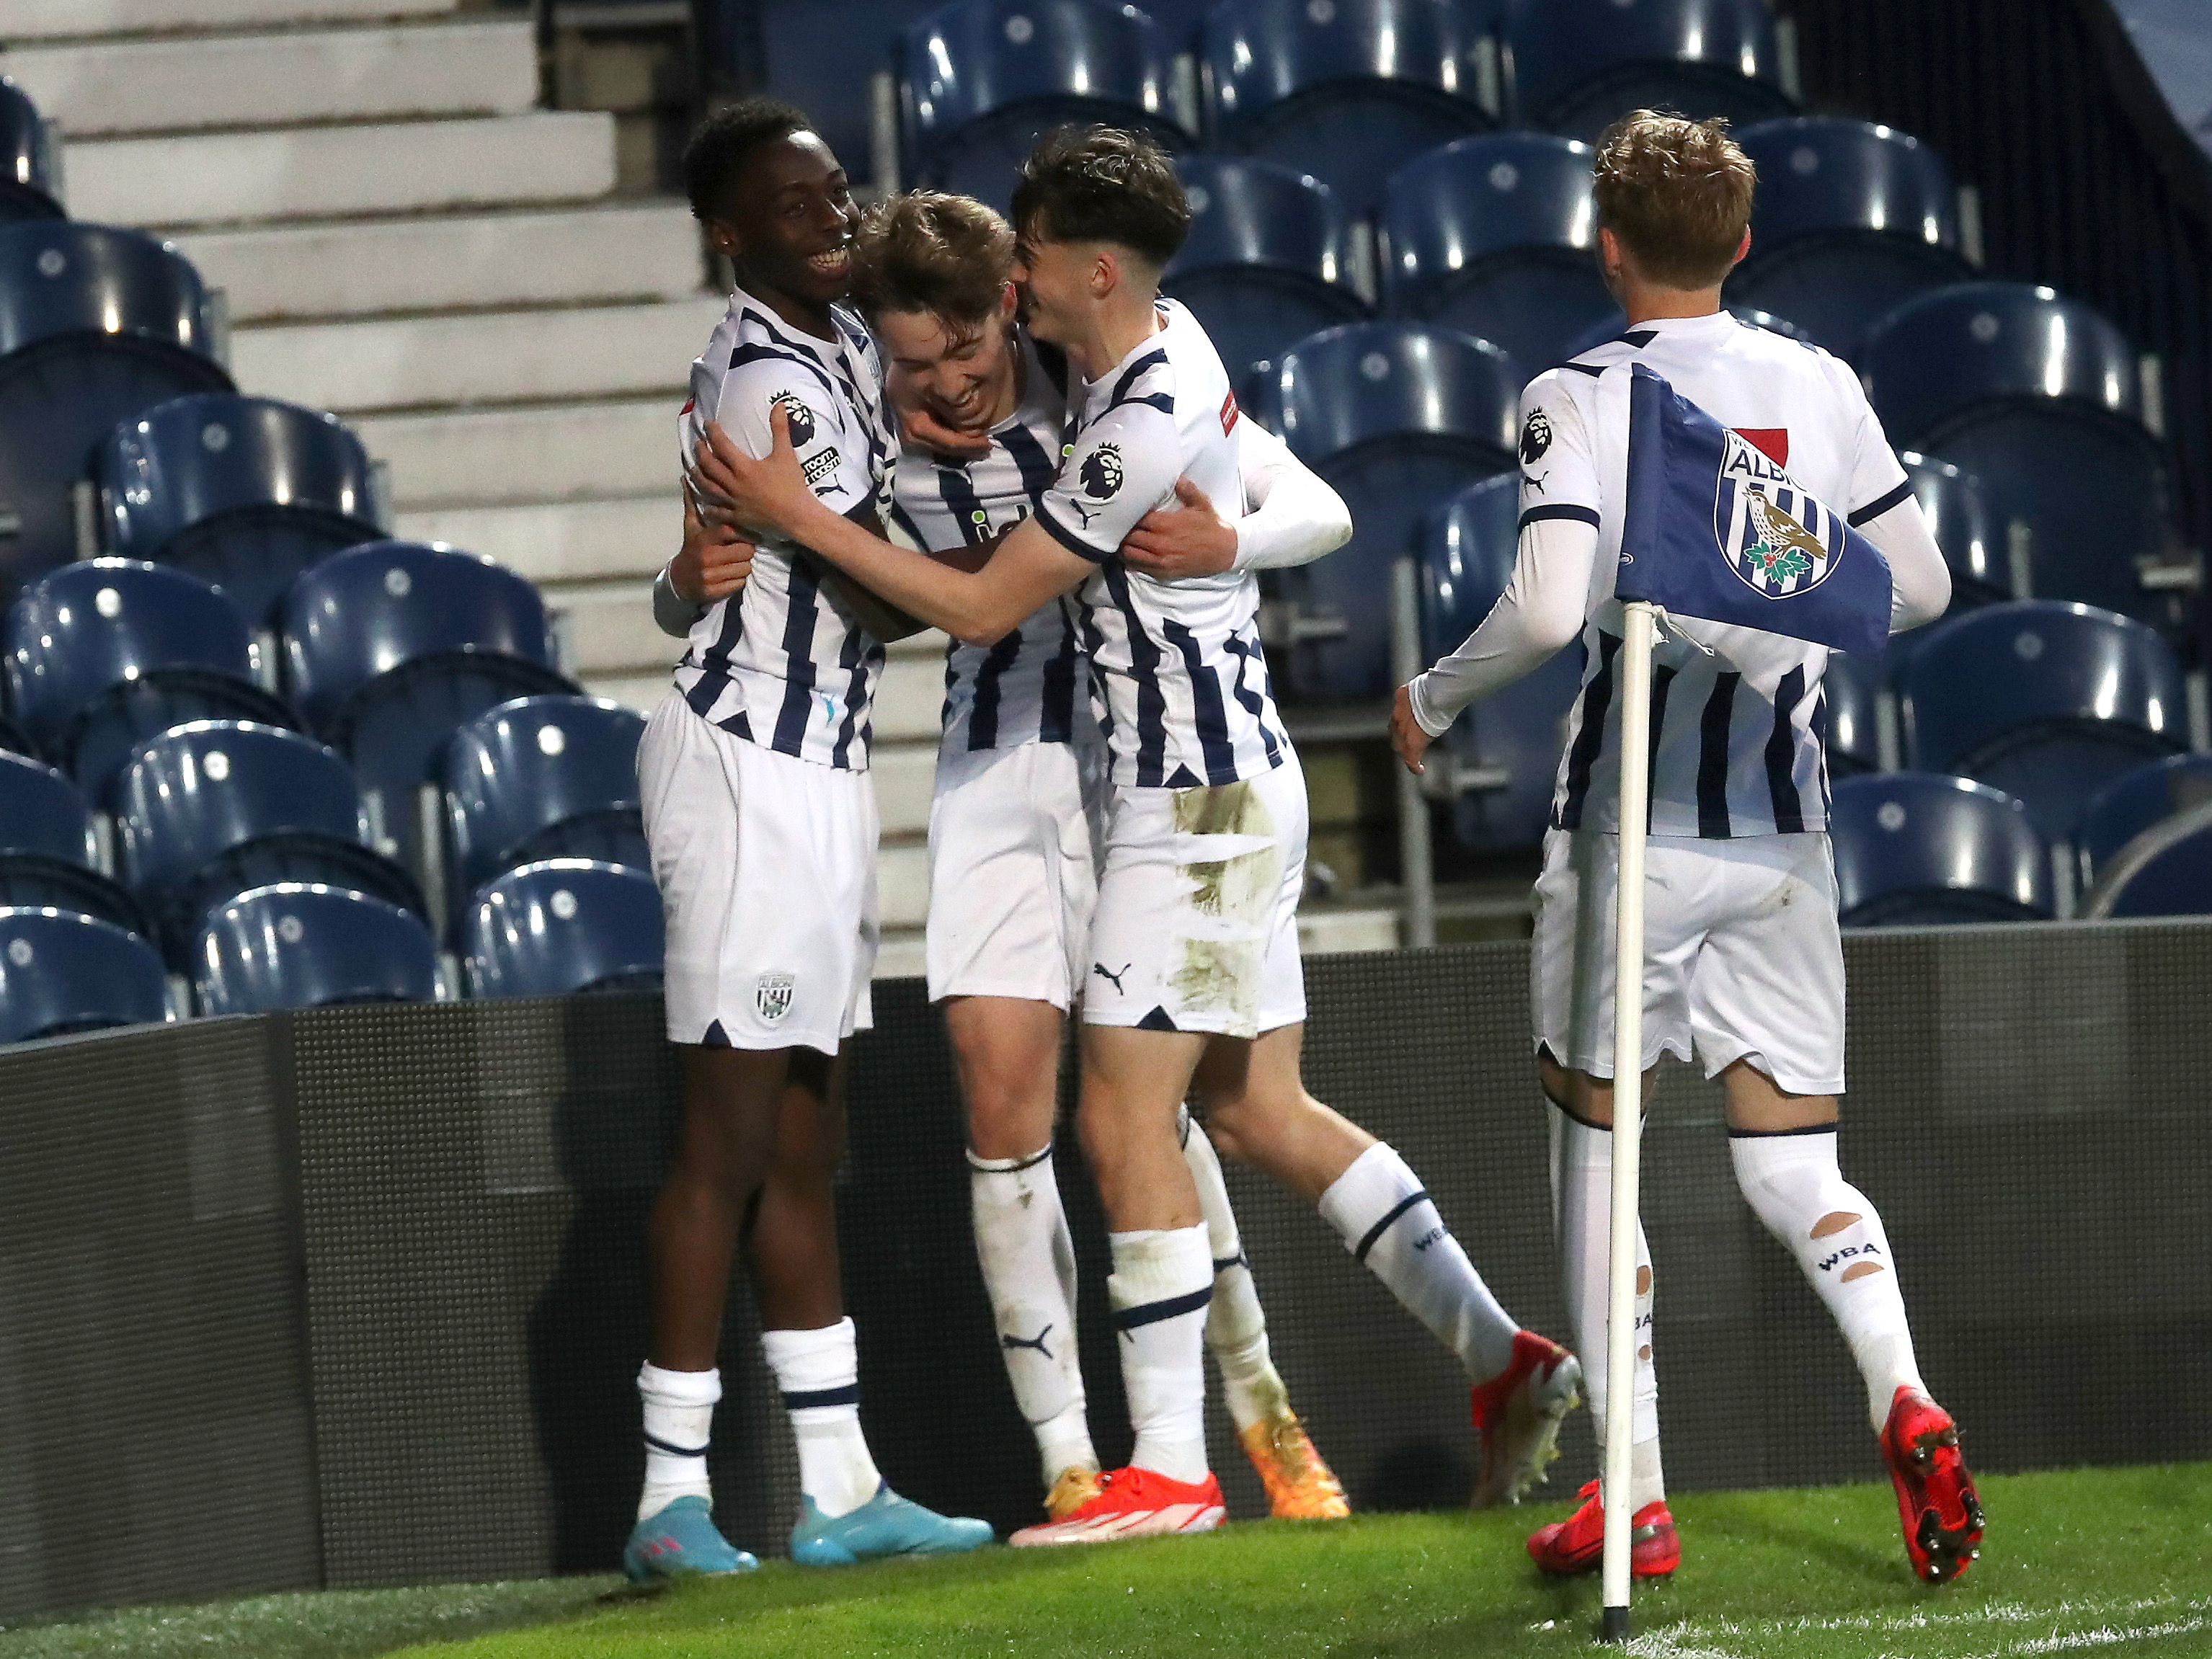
[1168,779,1281,1027]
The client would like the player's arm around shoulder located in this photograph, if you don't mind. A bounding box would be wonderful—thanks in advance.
[654,490,755,637]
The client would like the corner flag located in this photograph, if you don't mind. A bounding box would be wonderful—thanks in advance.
[1615,363,1894,661]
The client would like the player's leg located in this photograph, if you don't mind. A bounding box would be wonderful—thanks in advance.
[1518,830,1704,1577]
[951,993,1098,1509]
[748,1049,994,1565]
[1696,833,1981,1582]
[1194,1024,1577,1508]
[628,1044,784,1580]
[1176,1101,1347,1519]
[930,739,1103,1514]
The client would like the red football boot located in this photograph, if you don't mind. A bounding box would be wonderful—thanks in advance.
[1527,1479,1680,1578]
[1881,1387,1984,1584]
[1008,1466,1227,1546]
[1469,1330,1583,1506]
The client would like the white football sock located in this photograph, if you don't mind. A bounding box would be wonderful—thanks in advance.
[1552,1106,1664,1508]
[1107,1224,1214,1485]
[969,1143,1098,1484]
[1730,1126,1925,1433]
[761,1317,881,1518]
[1180,1108,1282,1433]
[637,1361,718,1520]
[1318,1141,1519,1384]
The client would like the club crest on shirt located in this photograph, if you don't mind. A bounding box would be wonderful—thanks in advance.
[1715,430,1842,599]
[755,971,796,1023]
[1519,408,1552,467]
[770,391,817,449]
[1079,443,1124,500]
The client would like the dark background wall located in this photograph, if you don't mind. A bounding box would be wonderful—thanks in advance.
[3,922,2209,1619]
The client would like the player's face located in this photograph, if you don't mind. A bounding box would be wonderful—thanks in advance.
[1009,226,1096,348]
[709,131,856,308]
[876,288,1017,430]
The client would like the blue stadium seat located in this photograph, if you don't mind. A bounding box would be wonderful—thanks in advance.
[1898,451,2007,612]
[280,541,575,822]
[0,708,31,757]
[1860,283,2168,623]
[1418,473,1583,845]
[0,748,148,935]
[1246,321,1520,699]
[0,907,169,1043]
[443,694,647,911]
[100,393,383,626]
[1558,303,1810,363]
[114,720,425,963]
[462,860,665,999]
[193,882,439,1015]
[0,79,63,222]
[1726,118,1971,360]
[1821,651,1883,776]
[2079,800,2212,920]
[1163,156,1367,389]
[1506,0,1795,141]
[0,222,231,606]
[1899,601,2187,842]
[1379,133,1615,374]
[751,0,946,187]
[2072,753,2212,884]
[3,559,296,801]
[1200,0,1499,219]
[901,0,1186,210]
[1829,773,2051,926]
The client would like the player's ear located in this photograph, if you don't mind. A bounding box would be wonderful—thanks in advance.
[995,280,1018,323]
[1091,246,1118,298]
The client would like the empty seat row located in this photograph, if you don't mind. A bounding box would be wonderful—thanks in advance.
[0,861,667,1044]
[893,0,1798,211]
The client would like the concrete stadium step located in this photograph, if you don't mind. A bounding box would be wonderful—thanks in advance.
[177,205,705,325]
[397,497,677,587]
[231,295,724,414]
[355,397,678,508]
[577,669,668,713]
[880,842,927,929]
[64,110,616,228]
[4,18,534,136]
[0,0,457,40]
[875,930,927,979]
[870,743,935,837]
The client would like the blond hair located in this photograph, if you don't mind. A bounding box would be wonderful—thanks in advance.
[1591,110,1757,289]
[850,190,1015,330]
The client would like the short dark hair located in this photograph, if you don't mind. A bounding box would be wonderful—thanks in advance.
[850,192,1015,330]
[683,97,814,222]
[1009,125,1190,270]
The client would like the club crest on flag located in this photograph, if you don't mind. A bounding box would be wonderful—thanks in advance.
[1714,430,1846,602]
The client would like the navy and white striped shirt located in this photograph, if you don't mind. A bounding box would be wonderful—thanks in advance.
[1035,300,1289,790]
[672,288,899,771]
[889,331,1087,753]
[1524,312,1915,836]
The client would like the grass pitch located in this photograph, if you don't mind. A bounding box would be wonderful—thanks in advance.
[5,1463,2206,1659]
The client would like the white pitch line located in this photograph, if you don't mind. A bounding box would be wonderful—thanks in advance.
[1999,1616,2211,1655]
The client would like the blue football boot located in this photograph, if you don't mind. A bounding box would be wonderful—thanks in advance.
[789,1483,995,1565]
[623,1495,760,1583]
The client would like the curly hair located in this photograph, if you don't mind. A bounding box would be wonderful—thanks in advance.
[1009,125,1190,270]
[849,192,1015,330]
[1591,110,1757,288]
[683,97,814,223]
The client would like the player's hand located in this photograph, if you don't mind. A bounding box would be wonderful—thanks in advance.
[900,400,992,463]
[670,490,754,605]
[1119,478,1237,579]
[1390,682,1435,776]
[691,407,817,539]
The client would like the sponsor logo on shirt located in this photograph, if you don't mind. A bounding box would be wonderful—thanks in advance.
[802,445,841,489]
[1219,388,1240,434]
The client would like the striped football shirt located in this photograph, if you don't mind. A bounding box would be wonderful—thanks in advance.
[1520,311,1914,837]
[888,330,1087,753]
[672,287,900,771]
[1035,299,1290,789]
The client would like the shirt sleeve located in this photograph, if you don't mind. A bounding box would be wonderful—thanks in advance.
[1829,355,1915,527]
[1514,370,1602,531]
[1232,417,1352,571]
[713,354,874,516]
[1406,514,1598,735]
[1034,397,1184,563]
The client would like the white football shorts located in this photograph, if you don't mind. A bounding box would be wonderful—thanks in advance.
[1082,749,1308,1040]
[639,690,877,1054]
[925,737,1104,1009]
[1530,827,1847,1096]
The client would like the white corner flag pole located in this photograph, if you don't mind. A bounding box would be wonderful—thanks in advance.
[1601,599,1658,1645]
